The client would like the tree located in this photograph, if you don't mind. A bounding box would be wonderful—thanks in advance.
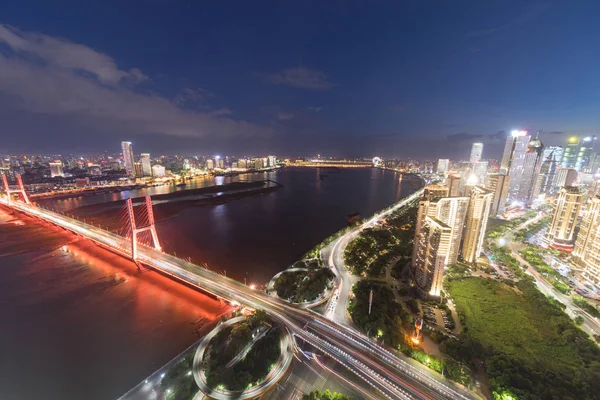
[575,316,584,326]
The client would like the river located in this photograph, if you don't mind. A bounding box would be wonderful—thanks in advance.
[2,167,418,399]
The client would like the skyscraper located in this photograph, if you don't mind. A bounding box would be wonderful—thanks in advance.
[121,141,135,178]
[471,161,488,186]
[562,136,596,171]
[437,159,449,174]
[470,143,483,164]
[445,175,461,197]
[486,173,510,216]
[518,138,544,204]
[555,168,578,189]
[545,186,583,250]
[573,196,600,286]
[140,153,152,177]
[413,216,452,297]
[461,186,493,263]
[536,146,564,196]
[500,130,531,202]
[413,185,469,267]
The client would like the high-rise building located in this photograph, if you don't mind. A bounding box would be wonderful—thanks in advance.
[413,216,452,297]
[562,136,596,171]
[206,159,214,170]
[445,175,461,197]
[518,139,544,204]
[413,185,469,267]
[545,186,583,250]
[486,173,510,216]
[471,161,488,186]
[461,186,493,263]
[49,161,64,177]
[437,159,449,174]
[500,130,531,202]
[573,196,600,286]
[134,162,143,178]
[555,168,578,189]
[140,153,152,177]
[470,143,483,164]
[268,155,277,167]
[121,141,135,178]
[536,146,564,196]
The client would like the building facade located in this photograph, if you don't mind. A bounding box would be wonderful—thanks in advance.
[500,130,531,202]
[140,153,152,177]
[49,161,64,177]
[437,159,449,174]
[461,186,493,263]
[121,141,135,178]
[486,173,510,216]
[413,216,452,297]
[470,143,483,164]
[573,196,600,286]
[545,186,583,249]
[518,139,544,204]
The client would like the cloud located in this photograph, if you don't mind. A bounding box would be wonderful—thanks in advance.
[488,130,506,140]
[277,111,295,120]
[389,105,405,113]
[307,106,323,113]
[447,132,484,142]
[0,24,265,139]
[262,67,333,90]
[466,1,551,37]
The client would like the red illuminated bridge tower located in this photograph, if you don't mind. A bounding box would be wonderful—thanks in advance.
[126,196,161,261]
[1,173,30,205]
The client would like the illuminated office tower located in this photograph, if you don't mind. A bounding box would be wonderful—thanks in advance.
[140,153,152,176]
[500,130,531,202]
[121,141,136,177]
[537,146,564,196]
[49,161,64,177]
[437,159,449,174]
[562,136,596,171]
[573,196,600,286]
[470,143,483,164]
[472,161,488,186]
[268,155,277,167]
[518,138,544,204]
[461,186,493,263]
[486,173,510,216]
[545,186,583,250]
[555,168,578,189]
[413,216,452,297]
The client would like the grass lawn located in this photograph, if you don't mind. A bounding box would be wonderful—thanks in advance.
[446,277,600,400]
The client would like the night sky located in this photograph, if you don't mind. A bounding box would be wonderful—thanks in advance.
[0,1,598,159]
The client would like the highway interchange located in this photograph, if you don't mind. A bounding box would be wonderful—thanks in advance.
[0,193,475,400]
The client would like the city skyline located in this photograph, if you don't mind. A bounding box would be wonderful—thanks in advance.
[1,2,600,157]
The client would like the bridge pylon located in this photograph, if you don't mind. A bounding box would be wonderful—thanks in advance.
[2,173,30,205]
[126,196,161,261]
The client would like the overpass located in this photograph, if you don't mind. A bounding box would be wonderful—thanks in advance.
[0,180,475,400]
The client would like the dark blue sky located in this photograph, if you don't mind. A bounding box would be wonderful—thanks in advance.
[0,0,598,159]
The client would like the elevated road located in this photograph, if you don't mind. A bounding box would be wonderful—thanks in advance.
[0,195,474,400]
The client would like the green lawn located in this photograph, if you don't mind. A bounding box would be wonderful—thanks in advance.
[446,278,600,400]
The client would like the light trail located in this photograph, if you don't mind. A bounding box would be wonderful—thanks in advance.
[0,194,475,400]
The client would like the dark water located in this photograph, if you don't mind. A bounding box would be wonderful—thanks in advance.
[1,167,416,399]
[42,167,415,283]
[0,210,228,400]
